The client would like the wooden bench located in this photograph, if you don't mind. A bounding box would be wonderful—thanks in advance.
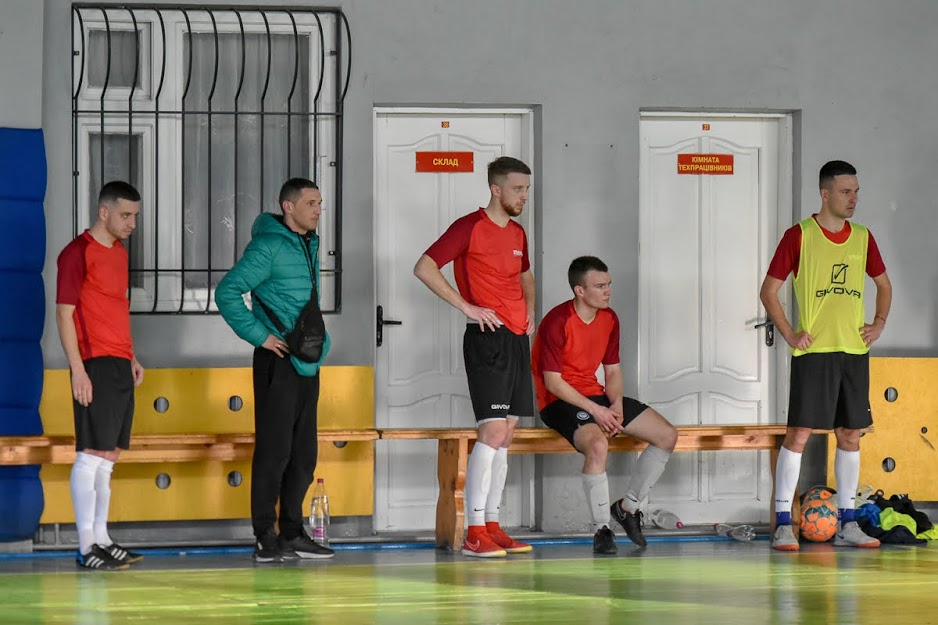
[380,425,798,550]
[0,430,379,465]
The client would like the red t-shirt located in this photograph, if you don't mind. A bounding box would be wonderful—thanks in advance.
[767,216,886,280]
[424,208,531,335]
[56,230,134,361]
[532,300,620,411]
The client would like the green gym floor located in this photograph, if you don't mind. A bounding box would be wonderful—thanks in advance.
[2,538,936,624]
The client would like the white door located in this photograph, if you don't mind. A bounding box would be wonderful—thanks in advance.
[374,110,534,531]
[639,114,791,523]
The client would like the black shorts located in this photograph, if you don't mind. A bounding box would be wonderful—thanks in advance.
[540,395,649,450]
[788,352,872,430]
[73,356,135,452]
[463,324,534,421]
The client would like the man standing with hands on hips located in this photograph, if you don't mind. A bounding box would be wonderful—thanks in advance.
[415,156,535,558]
[761,160,891,551]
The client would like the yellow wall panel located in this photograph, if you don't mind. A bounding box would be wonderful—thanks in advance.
[827,357,938,500]
[38,366,375,522]
[40,441,374,523]
[40,366,374,434]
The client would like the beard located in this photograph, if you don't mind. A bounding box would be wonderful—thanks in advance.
[500,197,524,217]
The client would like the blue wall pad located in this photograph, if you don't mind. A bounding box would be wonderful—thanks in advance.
[0,127,47,541]
[0,129,47,202]
[0,272,44,341]
[0,466,44,543]
[0,409,44,437]
[0,200,45,272]
[0,342,43,414]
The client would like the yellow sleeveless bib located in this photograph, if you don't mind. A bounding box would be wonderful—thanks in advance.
[791,217,869,356]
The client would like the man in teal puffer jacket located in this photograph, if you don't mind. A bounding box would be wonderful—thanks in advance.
[216,178,334,562]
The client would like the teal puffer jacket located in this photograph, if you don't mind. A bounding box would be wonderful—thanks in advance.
[216,212,331,376]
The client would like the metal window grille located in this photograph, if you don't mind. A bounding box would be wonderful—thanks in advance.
[71,4,350,313]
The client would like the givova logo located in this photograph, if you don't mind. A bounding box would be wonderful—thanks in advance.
[816,264,861,299]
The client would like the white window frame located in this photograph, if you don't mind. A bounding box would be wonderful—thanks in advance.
[78,17,155,103]
[76,118,165,309]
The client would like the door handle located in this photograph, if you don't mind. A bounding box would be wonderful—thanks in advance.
[376,305,403,347]
[754,320,775,347]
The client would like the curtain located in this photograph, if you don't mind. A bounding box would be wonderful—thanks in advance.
[182,32,311,291]
[88,133,145,289]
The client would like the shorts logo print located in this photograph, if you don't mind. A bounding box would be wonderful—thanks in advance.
[576,411,590,421]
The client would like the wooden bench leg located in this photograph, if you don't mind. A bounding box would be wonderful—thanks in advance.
[436,438,468,550]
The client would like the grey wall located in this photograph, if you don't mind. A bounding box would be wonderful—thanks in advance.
[0,0,43,128]
[28,0,938,528]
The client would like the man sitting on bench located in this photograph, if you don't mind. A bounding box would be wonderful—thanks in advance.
[532,256,677,553]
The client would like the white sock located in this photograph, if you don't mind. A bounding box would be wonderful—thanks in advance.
[70,452,104,554]
[623,445,671,512]
[466,442,497,526]
[582,472,611,533]
[834,447,861,512]
[93,459,115,547]
[774,447,803,523]
[484,447,509,524]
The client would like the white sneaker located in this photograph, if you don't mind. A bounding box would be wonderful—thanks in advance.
[772,524,800,551]
[834,521,880,548]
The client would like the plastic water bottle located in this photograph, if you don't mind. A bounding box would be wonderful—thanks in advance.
[310,478,330,546]
[713,523,756,542]
[649,509,684,529]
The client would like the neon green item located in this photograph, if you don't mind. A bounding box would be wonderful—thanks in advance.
[878,508,917,534]
[791,217,869,356]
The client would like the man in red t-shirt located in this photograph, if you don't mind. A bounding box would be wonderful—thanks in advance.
[414,156,535,558]
[760,160,892,551]
[532,256,677,553]
[56,181,145,570]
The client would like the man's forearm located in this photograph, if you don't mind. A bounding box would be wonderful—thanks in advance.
[760,284,796,341]
[545,374,603,414]
[414,255,468,314]
[604,369,624,405]
[55,307,85,372]
[521,270,535,318]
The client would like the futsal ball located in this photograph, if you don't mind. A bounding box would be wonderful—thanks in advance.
[800,486,839,542]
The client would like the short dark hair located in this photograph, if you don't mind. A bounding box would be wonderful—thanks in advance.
[819,160,857,189]
[568,255,609,290]
[487,156,531,186]
[98,180,140,206]
[278,177,319,210]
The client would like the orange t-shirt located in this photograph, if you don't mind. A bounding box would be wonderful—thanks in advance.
[424,208,530,335]
[56,230,134,361]
[532,301,620,411]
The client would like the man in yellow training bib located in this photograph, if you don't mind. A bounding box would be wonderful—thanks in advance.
[760,160,892,551]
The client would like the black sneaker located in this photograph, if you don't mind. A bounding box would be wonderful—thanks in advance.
[104,542,143,564]
[279,534,335,559]
[593,526,618,555]
[253,530,282,563]
[611,499,647,547]
[77,544,129,570]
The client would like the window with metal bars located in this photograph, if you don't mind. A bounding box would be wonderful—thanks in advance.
[71,4,350,313]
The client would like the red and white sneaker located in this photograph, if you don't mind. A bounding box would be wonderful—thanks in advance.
[461,527,507,558]
[486,522,533,554]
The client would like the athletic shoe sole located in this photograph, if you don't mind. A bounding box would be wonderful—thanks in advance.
[461,547,507,558]
[295,550,335,559]
[771,543,801,552]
